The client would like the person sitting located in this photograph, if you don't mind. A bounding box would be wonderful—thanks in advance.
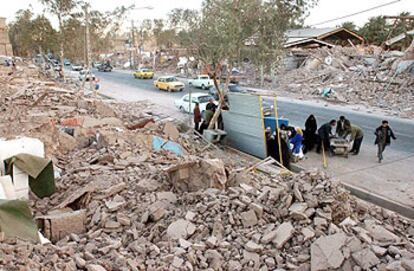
[289,129,304,160]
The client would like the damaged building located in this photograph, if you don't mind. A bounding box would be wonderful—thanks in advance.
[0,17,13,57]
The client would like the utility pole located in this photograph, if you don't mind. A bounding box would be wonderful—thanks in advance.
[131,20,136,70]
[81,3,94,94]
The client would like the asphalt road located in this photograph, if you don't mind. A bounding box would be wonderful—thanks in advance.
[276,99,414,154]
[94,69,414,155]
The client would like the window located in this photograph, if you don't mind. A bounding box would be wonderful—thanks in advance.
[166,77,178,82]
[191,97,198,103]
[200,76,209,80]
[198,96,212,103]
[183,96,189,102]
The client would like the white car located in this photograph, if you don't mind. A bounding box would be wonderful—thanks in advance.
[72,64,83,71]
[174,93,215,114]
[188,75,214,90]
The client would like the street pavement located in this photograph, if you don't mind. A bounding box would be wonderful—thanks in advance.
[94,68,414,209]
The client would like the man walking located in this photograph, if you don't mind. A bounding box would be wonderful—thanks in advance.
[350,124,364,155]
[317,119,336,154]
[375,120,396,163]
[193,102,201,132]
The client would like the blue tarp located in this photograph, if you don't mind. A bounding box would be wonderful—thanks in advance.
[152,136,184,157]
[264,117,289,134]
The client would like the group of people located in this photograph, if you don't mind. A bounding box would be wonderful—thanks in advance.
[193,99,220,135]
[314,116,365,156]
[265,114,397,166]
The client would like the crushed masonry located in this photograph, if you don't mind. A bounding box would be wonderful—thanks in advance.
[0,61,413,270]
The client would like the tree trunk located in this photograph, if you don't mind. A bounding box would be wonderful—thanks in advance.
[260,64,264,87]
[58,14,65,82]
[270,63,276,89]
[208,64,232,130]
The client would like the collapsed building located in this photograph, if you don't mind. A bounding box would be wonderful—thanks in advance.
[0,62,413,270]
[0,17,13,57]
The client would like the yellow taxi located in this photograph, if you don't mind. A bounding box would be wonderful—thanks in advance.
[133,68,154,79]
[153,76,185,92]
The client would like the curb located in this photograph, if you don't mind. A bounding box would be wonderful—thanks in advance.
[226,147,414,219]
[341,182,414,219]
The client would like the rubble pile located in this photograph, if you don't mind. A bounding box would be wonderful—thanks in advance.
[0,63,414,270]
[276,46,414,118]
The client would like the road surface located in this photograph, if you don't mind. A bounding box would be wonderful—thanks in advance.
[93,69,414,209]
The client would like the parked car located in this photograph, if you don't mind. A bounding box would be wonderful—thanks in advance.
[208,83,248,100]
[209,84,273,116]
[188,75,214,90]
[79,70,96,82]
[154,76,185,92]
[97,63,113,72]
[72,64,83,71]
[221,69,246,84]
[174,93,215,114]
[134,68,154,79]
[93,62,102,68]
[64,59,71,66]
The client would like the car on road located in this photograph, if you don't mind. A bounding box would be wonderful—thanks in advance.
[97,63,113,72]
[64,59,71,66]
[209,84,273,116]
[174,93,214,114]
[188,75,214,90]
[154,76,185,92]
[72,64,83,71]
[221,69,246,84]
[79,70,96,82]
[134,68,154,79]
[209,83,248,100]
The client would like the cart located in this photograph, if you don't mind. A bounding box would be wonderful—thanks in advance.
[330,137,352,158]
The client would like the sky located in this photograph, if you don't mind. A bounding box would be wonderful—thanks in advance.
[1,0,414,29]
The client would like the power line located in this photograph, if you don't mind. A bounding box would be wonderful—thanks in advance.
[310,0,402,27]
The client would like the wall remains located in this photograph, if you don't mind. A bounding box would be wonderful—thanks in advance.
[0,17,13,56]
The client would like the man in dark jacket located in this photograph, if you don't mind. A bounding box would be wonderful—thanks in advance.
[336,116,351,138]
[375,120,396,163]
[317,119,336,154]
[206,98,217,112]
[193,102,202,132]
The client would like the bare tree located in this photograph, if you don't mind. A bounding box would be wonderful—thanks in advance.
[39,0,77,80]
[181,0,318,128]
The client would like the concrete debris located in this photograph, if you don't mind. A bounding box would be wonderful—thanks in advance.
[240,209,258,227]
[352,248,381,270]
[166,159,228,192]
[37,209,86,242]
[273,222,295,249]
[255,46,414,118]
[311,233,347,271]
[245,241,263,252]
[0,63,413,270]
[163,122,180,141]
[167,219,196,240]
[365,219,402,245]
[86,264,107,271]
